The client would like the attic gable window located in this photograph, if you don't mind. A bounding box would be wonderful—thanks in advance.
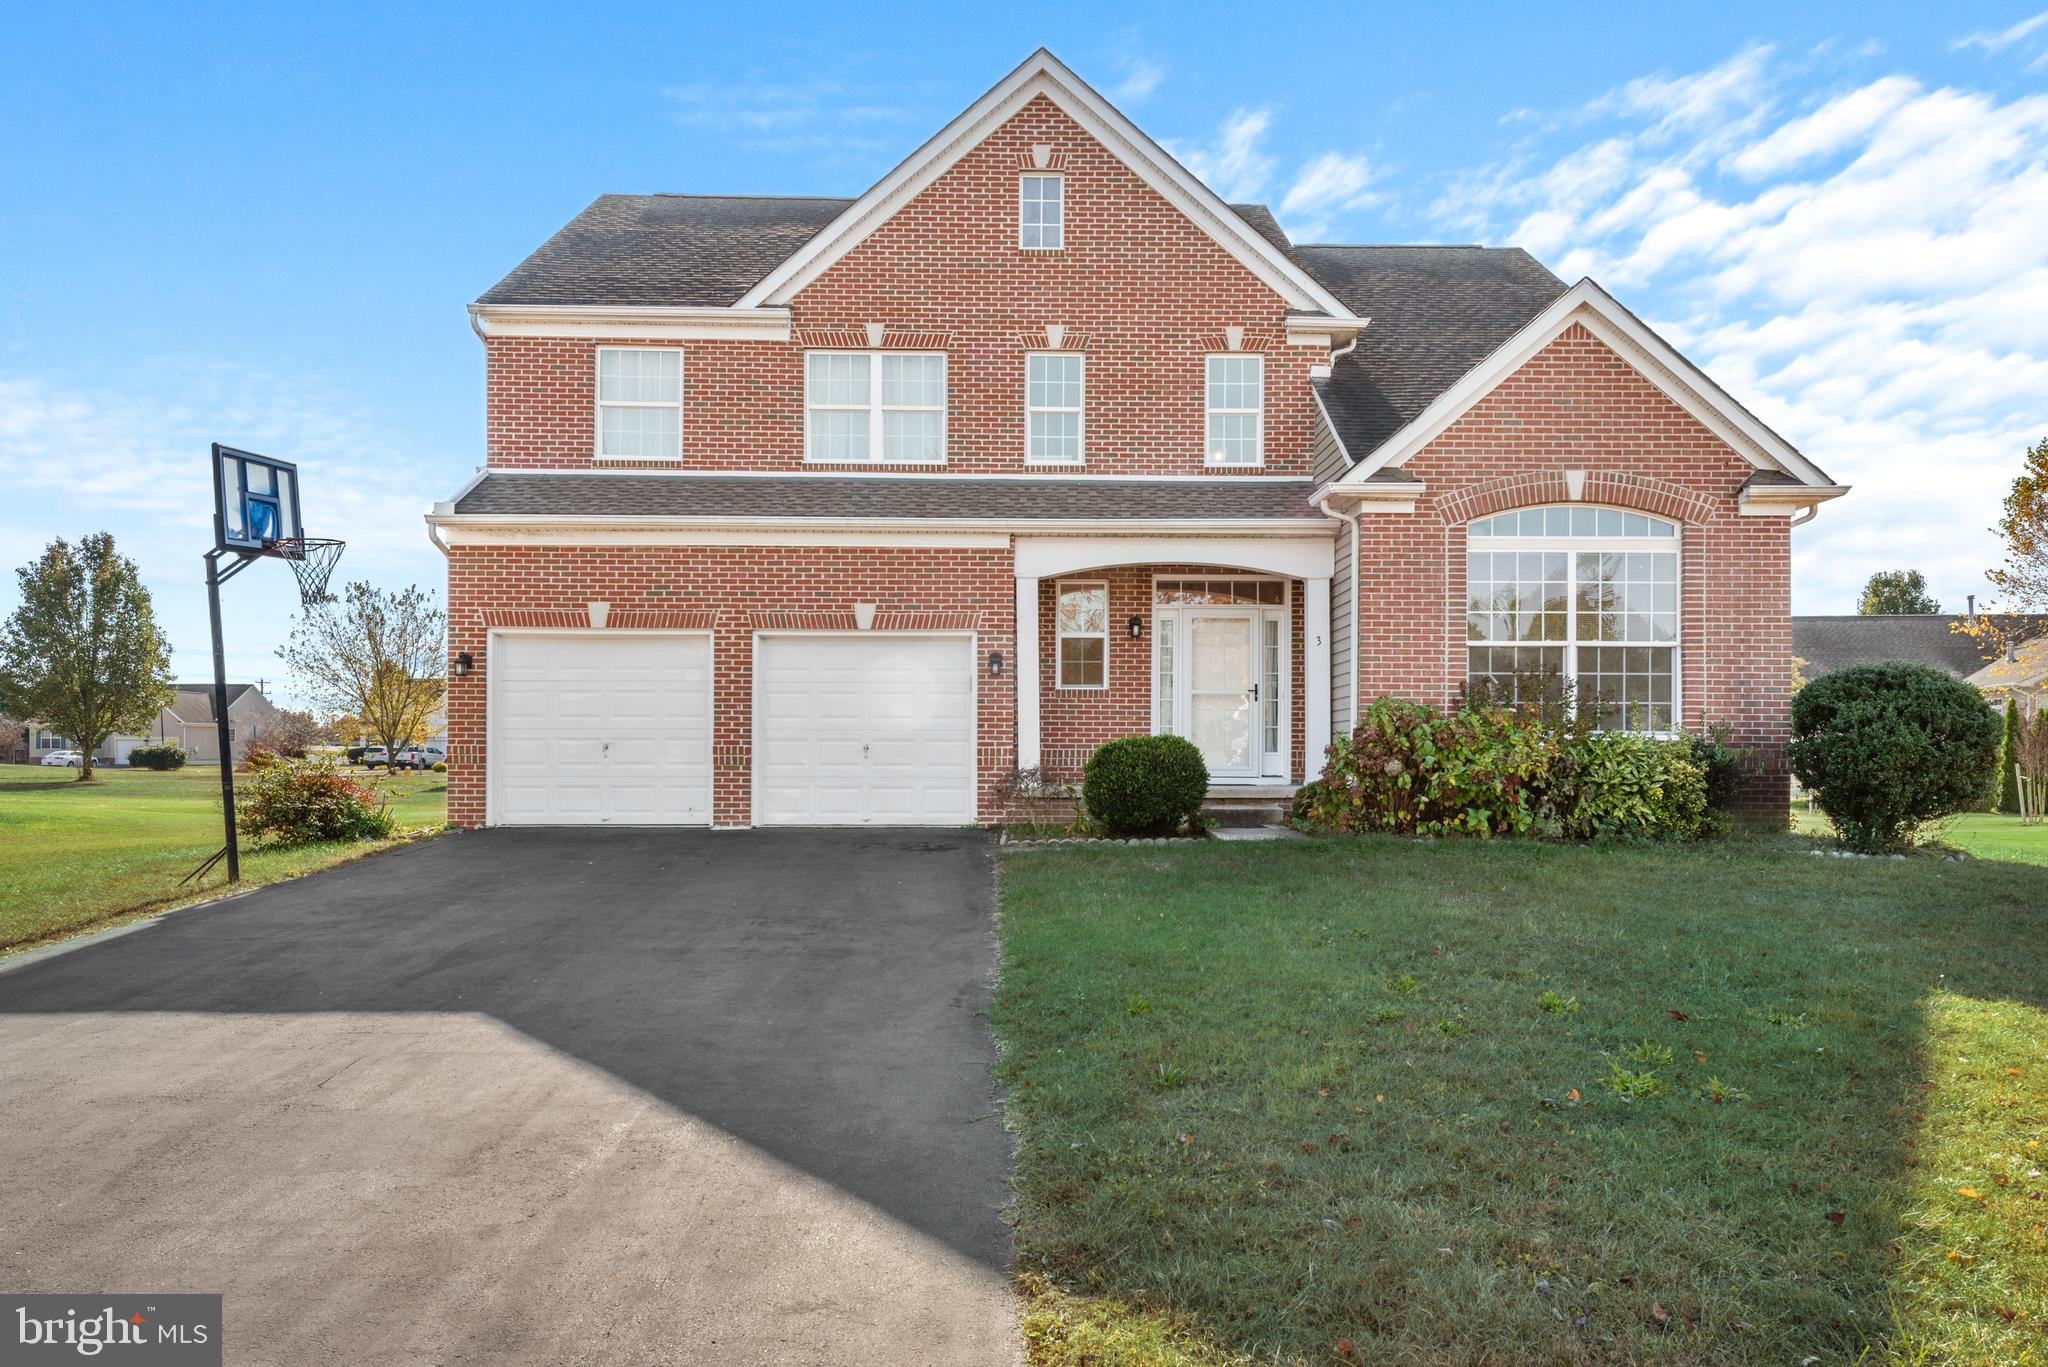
[1020,174,1063,250]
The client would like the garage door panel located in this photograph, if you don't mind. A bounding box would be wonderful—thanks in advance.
[490,634,712,826]
[755,635,975,827]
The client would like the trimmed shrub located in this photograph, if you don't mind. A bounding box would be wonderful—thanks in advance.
[1301,697,1555,837]
[1557,733,1707,840]
[430,760,447,772]
[1687,726,1752,813]
[127,743,187,771]
[1789,661,2001,852]
[237,759,394,848]
[1082,735,1209,837]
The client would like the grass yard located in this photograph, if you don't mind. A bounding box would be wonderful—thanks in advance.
[1793,802,2048,868]
[0,765,445,953]
[994,836,2048,1366]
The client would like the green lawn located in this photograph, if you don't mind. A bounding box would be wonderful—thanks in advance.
[994,836,2048,1366]
[0,764,445,952]
[1792,802,2048,867]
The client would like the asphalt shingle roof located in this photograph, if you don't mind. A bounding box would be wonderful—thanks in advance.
[1290,245,1569,461]
[452,474,1325,522]
[1791,616,2019,680]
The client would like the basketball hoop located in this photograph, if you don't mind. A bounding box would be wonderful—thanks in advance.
[264,536,346,608]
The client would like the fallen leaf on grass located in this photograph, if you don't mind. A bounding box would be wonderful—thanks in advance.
[1650,1302,1670,1326]
[1302,1142,1319,1154]
[1825,1212,1845,1224]
[1566,1088,1581,1102]
[1958,1187,1984,1201]
[1668,1009,1689,1021]
[1335,1338,1355,1357]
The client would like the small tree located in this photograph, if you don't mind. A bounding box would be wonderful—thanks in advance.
[1962,436,2048,660]
[2018,711,2048,823]
[265,708,323,758]
[1858,569,1940,615]
[278,583,445,779]
[0,534,173,781]
[1998,697,2023,814]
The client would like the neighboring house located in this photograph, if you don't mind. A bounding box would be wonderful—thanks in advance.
[426,50,1845,831]
[23,684,286,766]
[1969,638,2048,720]
[1791,615,2048,716]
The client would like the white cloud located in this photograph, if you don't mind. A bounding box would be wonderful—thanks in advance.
[1166,108,1276,202]
[1953,10,2048,52]
[1434,49,2048,613]
[1278,152,1382,241]
[1113,57,1165,104]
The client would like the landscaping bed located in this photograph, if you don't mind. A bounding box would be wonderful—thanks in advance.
[0,765,446,952]
[993,835,2047,1365]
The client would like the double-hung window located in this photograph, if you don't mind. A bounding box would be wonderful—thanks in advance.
[1464,505,1681,731]
[1025,353,1084,464]
[595,347,683,460]
[1020,174,1063,249]
[1204,355,1263,466]
[805,352,947,463]
[1056,581,1108,688]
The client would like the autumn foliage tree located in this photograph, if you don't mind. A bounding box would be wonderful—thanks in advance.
[278,582,445,777]
[1963,436,2048,658]
[0,534,173,780]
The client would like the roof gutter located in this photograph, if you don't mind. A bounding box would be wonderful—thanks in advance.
[425,512,1339,537]
[468,302,794,341]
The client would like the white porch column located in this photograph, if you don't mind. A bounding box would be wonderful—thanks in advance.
[1015,574,1041,771]
[1304,574,1332,773]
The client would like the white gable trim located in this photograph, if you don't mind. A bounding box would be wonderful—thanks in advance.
[1332,278,1839,492]
[734,49,1358,319]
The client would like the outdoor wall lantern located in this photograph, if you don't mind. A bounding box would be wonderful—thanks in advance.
[1127,615,1144,639]
[989,651,1005,677]
[452,652,474,677]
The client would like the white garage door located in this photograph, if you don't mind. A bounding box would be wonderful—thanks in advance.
[490,633,712,826]
[754,635,976,826]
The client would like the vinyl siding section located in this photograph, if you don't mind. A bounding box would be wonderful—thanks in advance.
[1311,406,1355,746]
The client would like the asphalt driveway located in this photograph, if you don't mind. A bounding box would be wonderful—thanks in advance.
[0,829,1018,1365]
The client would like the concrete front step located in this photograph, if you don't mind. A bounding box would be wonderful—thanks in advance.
[1204,783,1298,828]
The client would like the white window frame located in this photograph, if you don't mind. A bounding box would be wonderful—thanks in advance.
[593,346,684,462]
[1024,352,1085,466]
[1054,580,1109,691]
[1019,173,1064,250]
[1204,354,1264,468]
[803,350,948,465]
[1462,507,1683,735]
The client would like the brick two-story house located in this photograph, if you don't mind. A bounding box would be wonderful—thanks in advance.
[427,50,1845,830]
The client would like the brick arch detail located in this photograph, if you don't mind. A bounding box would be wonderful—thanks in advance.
[1436,471,1718,528]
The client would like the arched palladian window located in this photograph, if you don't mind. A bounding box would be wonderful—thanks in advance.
[1465,505,1680,731]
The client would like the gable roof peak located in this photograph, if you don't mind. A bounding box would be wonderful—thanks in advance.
[731,48,1359,318]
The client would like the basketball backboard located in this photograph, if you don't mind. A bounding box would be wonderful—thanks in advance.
[212,443,303,553]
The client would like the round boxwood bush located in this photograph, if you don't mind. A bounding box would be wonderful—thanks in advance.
[1789,661,2000,852]
[1082,734,1209,837]
[127,743,187,771]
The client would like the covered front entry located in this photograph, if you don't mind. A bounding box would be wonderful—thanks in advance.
[1015,535,1335,787]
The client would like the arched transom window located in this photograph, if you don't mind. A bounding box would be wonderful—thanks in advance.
[1464,506,1680,731]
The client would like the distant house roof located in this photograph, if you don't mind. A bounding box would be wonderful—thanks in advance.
[451,473,1327,522]
[1791,616,2018,680]
[163,683,260,725]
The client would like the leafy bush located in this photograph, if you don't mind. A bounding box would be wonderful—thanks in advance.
[1555,732,1707,840]
[1687,725,1752,812]
[430,760,447,772]
[1789,661,2001,852]
[236,759,394,848]
[126,743,186,770]
[1082,735,1209,837]
[241,744,282,771]
[1300,697,1555,837]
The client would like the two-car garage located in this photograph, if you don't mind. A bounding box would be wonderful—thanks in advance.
[487,632,976,827]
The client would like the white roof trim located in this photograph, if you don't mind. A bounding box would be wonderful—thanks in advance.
[1331,278,1840,491]
[470,303,792,341]
[733,49,1359,319]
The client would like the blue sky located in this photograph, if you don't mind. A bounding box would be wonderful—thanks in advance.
[4,2,2047,704]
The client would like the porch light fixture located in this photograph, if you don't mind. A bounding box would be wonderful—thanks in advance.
[1127,615,1144,639]
[452,652,474,677]
[989,651,1004,677]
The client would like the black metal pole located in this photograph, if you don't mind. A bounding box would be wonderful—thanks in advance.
[205,550,240,883]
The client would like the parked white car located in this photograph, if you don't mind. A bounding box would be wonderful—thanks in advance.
[393,745,446,771]
[40,750,84,767]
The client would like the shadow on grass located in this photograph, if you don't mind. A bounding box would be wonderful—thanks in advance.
[992,835,2046,1365]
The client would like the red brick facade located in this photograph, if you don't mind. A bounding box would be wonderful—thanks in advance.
[1351,323,1792,824]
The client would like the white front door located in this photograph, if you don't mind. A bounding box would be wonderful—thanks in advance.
[753,634,977,826]
[489,632,713,826]
[1184,611,1259,778]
